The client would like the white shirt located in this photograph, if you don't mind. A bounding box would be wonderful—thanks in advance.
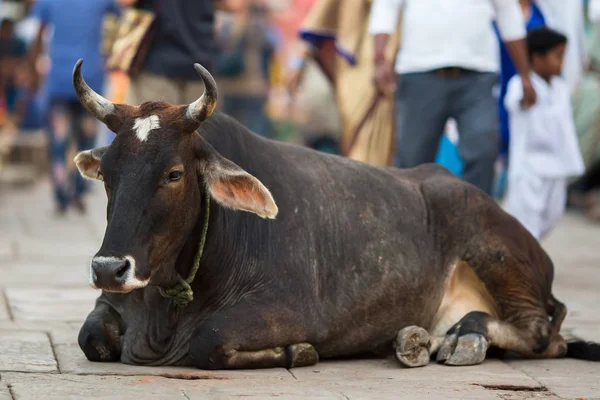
[368,0,526,74]
[505,73,584,181]
[536,0,586,93]
[590,0,600,22]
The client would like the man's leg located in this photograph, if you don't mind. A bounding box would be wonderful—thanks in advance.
[451,72,499,195]
[126,71,181,105]
[72,101,98,212]
[395,72,450,168]
[46,99,73,213]
[181,79,206,105]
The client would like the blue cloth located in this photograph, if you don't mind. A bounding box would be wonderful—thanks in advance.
[30,0,119,100]
[494,3,546,158]
[435,136,463,177]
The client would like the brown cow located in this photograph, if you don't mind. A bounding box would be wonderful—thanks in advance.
[73,59,599,369]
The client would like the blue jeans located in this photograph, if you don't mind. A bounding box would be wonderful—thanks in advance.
[46,99,97,209]
[395,71,499,195]
[223,94,272,137]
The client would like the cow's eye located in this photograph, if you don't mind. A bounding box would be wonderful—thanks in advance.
[168,170,183,182]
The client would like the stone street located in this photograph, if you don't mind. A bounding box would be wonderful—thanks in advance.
[1,180,599,399]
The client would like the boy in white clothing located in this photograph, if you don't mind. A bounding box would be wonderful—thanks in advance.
[504,27,585,240]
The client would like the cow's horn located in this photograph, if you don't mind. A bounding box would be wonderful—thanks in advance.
[185,63,218,125]
[72,59,116,123]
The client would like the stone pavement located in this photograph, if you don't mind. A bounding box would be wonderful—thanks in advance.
[1,180,600,400]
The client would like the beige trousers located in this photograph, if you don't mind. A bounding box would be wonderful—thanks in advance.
[126,71,206,106]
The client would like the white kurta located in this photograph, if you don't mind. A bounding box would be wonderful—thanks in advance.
[536,0,587,93]
[503,73,585,239]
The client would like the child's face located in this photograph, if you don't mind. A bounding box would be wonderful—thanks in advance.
[533,43,566,78]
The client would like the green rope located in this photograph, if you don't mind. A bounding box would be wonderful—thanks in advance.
[158,192,211,308]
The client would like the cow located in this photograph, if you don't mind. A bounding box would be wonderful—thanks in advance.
[72,59,600,370]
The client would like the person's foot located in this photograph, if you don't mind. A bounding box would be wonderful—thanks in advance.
[567,191,597,209]
[73,198,86,214]
[586,203,600,223]
[55,205,68,217]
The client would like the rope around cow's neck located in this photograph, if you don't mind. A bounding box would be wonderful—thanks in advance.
[157,191,211,308]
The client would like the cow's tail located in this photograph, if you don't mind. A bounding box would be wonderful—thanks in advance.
[546,293,600,361]
[566,341,600,361]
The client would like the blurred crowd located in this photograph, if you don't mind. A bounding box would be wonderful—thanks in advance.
[0,0,599,240]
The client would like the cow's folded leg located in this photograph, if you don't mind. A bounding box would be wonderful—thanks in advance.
[436,310,566,366]
[435,312,490,366]
[78,299,124,362]
[189,306,319,370]
[197,342,318,370]
[394,326,432,368]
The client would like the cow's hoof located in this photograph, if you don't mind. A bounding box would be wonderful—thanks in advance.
[394,326,430,368]
[287,343,319,368]
[440,333,489,366]
[436,333,458,363]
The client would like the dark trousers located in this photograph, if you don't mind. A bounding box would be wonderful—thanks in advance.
[46,98,97,209]
[223,94,272,138]
[569,158,600,193]
[394,70,499,195]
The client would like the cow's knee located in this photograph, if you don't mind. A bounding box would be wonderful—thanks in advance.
[78,303,124,362]
[189,321,319,370]
[189,321,227,369]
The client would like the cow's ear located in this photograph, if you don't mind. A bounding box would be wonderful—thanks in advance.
[74,146,109,181]
[195,136,278,219]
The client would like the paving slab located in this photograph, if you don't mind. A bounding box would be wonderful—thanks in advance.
[0,290,10,321]
[12,236,98,261]
[0,331,57,373]
[1,372,557,400]
[0,321,75,332]
[290,358,542,388]
[5,288,97,322]
[508,358,600,399]
[2,373,184,400]
[0,377,12,400]
[0,260,90,288]
[186,379,561,400]
[0,238,14,262]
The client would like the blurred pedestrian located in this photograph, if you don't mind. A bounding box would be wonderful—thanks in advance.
[503,27,585,240]
[28,0,120,215]
[369,0,534,195]
[567,0,600,222]
[494,0,587,198]
[215,2,277,137]
[114,0,243,106]
[494,1,546,191]
[0,14,27,130]
[289,0,402,166]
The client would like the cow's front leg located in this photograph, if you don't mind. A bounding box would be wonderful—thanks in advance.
[189,305,319,370]
[78,298,125,362]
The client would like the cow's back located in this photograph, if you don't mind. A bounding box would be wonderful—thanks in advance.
[199,117,456,356]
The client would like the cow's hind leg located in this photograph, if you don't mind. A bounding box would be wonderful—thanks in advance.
[189,304,319,370]
[78,299,125,362]
[436,311,567,366]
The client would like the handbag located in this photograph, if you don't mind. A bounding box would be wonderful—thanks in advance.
[106,2,160,77]
[216,32,247,77]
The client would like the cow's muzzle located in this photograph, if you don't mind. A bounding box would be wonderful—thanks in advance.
[90,255,149,292]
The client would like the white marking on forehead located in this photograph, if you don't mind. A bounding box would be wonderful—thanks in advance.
[133,115,160,142]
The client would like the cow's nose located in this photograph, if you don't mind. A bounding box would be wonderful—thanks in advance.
[91,257,131,288]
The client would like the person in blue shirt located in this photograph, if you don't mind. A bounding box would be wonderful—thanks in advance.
[28,0,120,215]
[494,0,546,197]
